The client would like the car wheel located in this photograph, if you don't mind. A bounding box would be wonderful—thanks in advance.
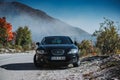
[33,54,43,67]
[73,60,80,67]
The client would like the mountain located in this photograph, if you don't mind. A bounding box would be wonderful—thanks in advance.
[0,1,92,42]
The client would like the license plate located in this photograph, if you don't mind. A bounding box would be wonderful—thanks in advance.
[51,56,66,60]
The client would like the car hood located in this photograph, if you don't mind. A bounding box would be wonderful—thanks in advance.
[38,44,77,50]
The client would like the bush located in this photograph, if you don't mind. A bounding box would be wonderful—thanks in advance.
[93,18,120,55]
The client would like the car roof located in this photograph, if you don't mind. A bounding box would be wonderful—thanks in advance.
[44,36,70,38]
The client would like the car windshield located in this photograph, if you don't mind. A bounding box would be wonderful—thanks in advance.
[41,36,73,45]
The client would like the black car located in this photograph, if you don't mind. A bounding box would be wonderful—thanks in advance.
[34,36,80,67]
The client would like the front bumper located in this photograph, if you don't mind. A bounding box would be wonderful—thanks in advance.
[36,53,79,66]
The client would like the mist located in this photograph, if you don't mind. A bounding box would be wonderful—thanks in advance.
[0,1,92,42]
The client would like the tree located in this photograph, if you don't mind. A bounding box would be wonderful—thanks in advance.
[79,40,91,50]
[15,26,32,51]
[0,17,14,47]
[93,18,120,55]
[78,40,96,56]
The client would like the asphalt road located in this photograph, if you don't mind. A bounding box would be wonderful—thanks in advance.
[0,53,83,80]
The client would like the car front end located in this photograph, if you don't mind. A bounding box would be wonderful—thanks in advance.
[35,44,79,67]
[34,36,80,67]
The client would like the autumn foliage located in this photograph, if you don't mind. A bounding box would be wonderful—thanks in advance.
[0,17,14,44]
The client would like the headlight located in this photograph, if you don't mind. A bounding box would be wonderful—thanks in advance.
[68,49,78,54]
[36,50,45,54]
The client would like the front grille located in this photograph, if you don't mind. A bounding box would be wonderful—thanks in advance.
[51,49,65,55]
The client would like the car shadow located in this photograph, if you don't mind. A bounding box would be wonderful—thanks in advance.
[0,63,68,70]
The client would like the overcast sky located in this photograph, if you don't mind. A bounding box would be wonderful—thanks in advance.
[2,0,120,34]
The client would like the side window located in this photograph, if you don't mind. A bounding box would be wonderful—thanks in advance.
[67,37,73,44]
[41,38,45,45]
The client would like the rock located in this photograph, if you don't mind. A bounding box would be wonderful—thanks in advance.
[81,55,120,80]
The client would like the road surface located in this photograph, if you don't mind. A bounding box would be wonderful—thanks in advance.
[0,53,83,80]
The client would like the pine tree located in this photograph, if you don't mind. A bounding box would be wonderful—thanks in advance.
[15,26,32,51]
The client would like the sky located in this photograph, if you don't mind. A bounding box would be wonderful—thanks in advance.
[3,0,120,34]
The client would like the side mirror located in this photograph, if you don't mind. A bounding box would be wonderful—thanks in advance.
[74,41,78,46]
[36,42,40,46]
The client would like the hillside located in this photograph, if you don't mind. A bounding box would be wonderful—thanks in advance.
[0,1,91,41]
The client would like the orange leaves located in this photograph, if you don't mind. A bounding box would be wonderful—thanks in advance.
[0,17,14,41]
[6,23,13,41]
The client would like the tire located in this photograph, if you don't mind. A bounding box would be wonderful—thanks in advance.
[33,54,43,67]
[73,60,80,67]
